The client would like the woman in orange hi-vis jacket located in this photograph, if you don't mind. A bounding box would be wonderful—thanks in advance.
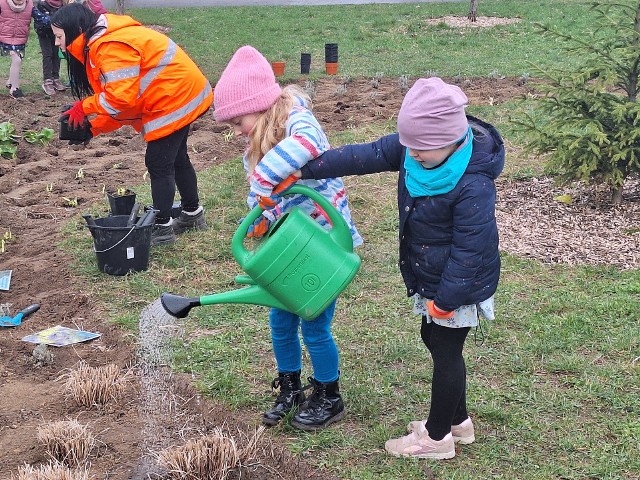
[51,3,213,246]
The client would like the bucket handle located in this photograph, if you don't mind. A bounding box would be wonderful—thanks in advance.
[93,226,136,254]
[233,184,353,265]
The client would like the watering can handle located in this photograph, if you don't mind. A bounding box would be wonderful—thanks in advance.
[232,184,354,264]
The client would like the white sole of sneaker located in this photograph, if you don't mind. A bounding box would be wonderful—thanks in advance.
[385,448,456,460]
[454,434,475,445]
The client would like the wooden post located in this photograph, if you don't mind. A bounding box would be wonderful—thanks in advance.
[116,0,125,14]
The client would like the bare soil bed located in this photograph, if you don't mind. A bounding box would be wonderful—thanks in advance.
[0,74,637,479]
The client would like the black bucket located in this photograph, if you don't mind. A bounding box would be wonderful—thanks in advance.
[87,215,153,276]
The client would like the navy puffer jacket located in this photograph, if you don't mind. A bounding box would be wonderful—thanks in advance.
[300,115,504,311]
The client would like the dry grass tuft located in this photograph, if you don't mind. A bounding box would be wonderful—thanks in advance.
[158,426,265,480]
[61,362,130,408]
[36,420,95,467]
[13,462,89,480]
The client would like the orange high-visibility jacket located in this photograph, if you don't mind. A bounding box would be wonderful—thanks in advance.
[67,14,213,142]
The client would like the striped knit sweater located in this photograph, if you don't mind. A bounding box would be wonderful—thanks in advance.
[245,96,362,247]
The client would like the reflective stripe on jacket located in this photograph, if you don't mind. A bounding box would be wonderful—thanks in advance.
[67,14,212,142]
[0,0,33,45]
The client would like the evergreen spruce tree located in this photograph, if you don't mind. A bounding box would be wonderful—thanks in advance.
[514,1,640,203]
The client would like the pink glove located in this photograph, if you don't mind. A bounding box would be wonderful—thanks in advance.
[61,101,86,129]
[256,174,298,209]
[427,300,454,320]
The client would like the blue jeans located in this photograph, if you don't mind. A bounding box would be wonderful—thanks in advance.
[269,300,339,383]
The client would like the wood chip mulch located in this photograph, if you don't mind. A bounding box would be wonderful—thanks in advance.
[496,177,640,270]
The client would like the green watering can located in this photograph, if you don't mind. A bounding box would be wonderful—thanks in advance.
[160,185,361,321]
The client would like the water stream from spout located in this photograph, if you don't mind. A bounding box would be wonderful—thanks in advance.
[131,298,184,479]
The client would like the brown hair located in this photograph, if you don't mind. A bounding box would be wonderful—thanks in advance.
[245,85,312,173]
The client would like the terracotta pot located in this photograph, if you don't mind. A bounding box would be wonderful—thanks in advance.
[271,61,286,77]
[325,62,339,75]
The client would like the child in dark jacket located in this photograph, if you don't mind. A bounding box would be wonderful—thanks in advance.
[296,77,504,459]
[32,0,66,95]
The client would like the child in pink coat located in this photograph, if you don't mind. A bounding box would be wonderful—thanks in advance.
[64,0,107,14]
[0,0,33,98]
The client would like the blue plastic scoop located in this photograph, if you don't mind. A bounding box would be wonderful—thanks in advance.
[0,303,40,327]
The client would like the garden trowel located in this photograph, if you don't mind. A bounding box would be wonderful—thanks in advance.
[0,303,40,327]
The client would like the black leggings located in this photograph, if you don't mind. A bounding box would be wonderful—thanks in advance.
[144,124,200,223]
[420,319,470,441]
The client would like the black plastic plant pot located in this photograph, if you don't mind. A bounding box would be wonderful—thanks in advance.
[106,189,137,216]
[325,43,338,63]
[59,118,90,141]
[301,53,311,74]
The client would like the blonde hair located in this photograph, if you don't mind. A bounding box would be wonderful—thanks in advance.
[246,85,312,173]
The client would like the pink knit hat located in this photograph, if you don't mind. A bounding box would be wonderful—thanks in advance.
[213,46,282,122]
[397,77,469,150]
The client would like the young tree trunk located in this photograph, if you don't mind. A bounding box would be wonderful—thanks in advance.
[116,0,125,14]
[630,2,640,102]
[611,185,623,204]
[468,0,479,22]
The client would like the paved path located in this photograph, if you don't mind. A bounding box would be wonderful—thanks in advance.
[103,0,463,8]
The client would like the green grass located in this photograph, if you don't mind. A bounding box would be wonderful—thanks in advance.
[12,1,598,93]
[63,161,640,480]
[55,1,640,479]
[132,0,594,79]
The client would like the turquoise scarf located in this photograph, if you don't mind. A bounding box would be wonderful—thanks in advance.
[404,127,473,197]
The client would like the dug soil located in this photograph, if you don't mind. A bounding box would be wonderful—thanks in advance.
[0,75,637,479]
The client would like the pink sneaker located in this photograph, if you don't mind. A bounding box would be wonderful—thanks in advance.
[52,78,67,91]
[407,417,475,444]
[42,79,56,96]
[384,430,455,460]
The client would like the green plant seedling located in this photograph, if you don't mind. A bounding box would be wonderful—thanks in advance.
[0,121,20,159]
[63,197,78,207]
[75,168,85,181]
[23,128,54,145]
[223,129,234,142]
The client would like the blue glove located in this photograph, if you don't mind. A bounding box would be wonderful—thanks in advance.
[246,215,271,239]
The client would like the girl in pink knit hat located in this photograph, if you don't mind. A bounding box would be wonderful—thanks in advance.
[0,0,33,98]
[292,77,505,459]
[214,45,361,432]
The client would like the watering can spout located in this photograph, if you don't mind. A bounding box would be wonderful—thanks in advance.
[161,285,288,319]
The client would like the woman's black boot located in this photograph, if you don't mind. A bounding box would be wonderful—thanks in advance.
[291,377,346,431]
[263,370,305,426]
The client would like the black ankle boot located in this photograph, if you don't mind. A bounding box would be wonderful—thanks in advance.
[291,377,345,431]
[263,370,305,426]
